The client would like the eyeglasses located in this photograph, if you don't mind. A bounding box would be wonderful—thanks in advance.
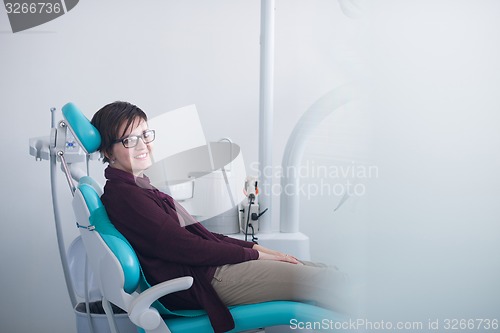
[113,129,155,148]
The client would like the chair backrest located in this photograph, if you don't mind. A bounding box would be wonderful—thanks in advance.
[77,179,141,294]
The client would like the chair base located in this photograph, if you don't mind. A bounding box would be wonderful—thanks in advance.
[75,303,136,333]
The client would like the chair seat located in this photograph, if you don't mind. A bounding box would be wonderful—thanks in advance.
[164,300,343,333]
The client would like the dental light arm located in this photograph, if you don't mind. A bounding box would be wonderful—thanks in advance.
[280,83,357,233]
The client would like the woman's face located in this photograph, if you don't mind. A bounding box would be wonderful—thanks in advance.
[108,118,153,176]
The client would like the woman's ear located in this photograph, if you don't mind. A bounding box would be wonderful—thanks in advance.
[102,150,112,164]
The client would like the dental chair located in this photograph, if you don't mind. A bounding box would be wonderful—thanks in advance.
[63,102,344,333]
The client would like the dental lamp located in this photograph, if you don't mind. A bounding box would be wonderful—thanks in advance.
[146,106,248,235]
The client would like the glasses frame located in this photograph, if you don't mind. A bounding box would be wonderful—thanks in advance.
[112,129,156,148]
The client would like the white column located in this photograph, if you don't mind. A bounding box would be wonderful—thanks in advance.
[258,0,275,233]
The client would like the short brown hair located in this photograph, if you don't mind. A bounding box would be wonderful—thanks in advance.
[91,101,147,163]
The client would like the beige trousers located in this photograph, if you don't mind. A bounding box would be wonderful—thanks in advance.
[211,260,350,314]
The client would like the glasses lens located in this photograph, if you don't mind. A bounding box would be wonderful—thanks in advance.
[143,130,155,143]
[123,136,138,148]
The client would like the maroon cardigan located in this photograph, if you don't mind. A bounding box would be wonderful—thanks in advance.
[101,167,259,333]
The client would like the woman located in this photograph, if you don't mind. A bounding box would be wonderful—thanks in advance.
[91,101,349,333]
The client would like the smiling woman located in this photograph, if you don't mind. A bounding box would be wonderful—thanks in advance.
[91,102,154,176]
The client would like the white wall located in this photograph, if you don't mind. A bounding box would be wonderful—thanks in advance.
[2,1,500,332]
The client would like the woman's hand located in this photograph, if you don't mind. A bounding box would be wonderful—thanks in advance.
[253,244,301,264]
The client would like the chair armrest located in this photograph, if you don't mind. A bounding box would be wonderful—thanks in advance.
[129,276,194,330]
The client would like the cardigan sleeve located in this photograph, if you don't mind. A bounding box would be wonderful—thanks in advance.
[102,183,259,267]
[211,232,257,248]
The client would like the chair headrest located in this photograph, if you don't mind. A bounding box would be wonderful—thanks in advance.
[62,102,101,154]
